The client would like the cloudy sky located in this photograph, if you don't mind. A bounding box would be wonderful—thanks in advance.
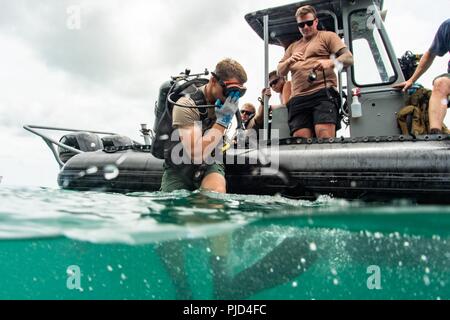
[0,0,449,187]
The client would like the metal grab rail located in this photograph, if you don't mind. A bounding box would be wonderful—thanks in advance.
[361,87,403,95]
[23,125,118,168]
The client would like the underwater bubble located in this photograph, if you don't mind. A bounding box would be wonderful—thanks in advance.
[331,268,338,276]
[120,273,127,281]
[206,247,211,253]
[104,165,119,181]
[88,287,93,292]
[333,279,340,286]
[403,241,410,248]
[301,258,306,264]
[423,275,431,286]
[270,31,277,38]
[86,166,98,175]
[90,143,96,148]
[107,265,113,272]
[309,242,317,251]
[118,264,123,269]
[425,267,430,274]
[78,171,86,178]
[270,268,274,273]
[292,281,298,288]
[421,255,428,262]
[351,181,357,188]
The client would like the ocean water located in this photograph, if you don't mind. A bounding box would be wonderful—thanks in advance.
[0,185,449,300]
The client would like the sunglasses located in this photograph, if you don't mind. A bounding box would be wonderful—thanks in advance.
[297,20,315,29]
[211,71,247,98]
[240,110,254,116]
[269,78,281,87]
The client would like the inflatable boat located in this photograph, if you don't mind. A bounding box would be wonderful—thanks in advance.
[25,0,450,204]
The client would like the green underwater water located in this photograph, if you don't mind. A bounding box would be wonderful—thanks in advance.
[0,186,449,300]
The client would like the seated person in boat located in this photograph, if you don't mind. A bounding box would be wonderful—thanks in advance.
[161,58,248,193]
[277,5,353,139]
[240,103,257,130]
[394,19,450,134]
[243,71,292,132]
[268,70,292,107]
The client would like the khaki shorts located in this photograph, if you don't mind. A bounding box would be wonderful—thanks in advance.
[161,163,225,193]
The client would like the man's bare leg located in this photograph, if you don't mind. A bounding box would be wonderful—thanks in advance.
[293,128,314,138]
[315,124,336,139]
[429,77,450,133]
[201,173,226,194]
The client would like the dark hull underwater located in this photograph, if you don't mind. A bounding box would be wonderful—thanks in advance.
[58,136,450,204]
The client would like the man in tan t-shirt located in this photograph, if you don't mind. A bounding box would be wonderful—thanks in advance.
[278,5,353,139]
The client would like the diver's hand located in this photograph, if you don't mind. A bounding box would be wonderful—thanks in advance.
[215,91,241,128]
[393,79,414,93]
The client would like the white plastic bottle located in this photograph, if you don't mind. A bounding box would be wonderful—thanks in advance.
[351,88,362,118]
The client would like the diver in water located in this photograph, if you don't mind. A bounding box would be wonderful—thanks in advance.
[160,58,248,194]
[152,192,319,300]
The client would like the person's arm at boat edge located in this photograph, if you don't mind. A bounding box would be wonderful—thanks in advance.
[393,20,450,92]
[394,51,436,92]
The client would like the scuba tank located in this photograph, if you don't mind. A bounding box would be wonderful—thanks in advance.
[151,81,175,159]
[151,70,210,160]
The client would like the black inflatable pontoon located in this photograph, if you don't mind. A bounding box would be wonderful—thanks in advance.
[25,0,450,203]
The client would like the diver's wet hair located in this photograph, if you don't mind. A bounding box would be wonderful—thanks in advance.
[214,58,248,84]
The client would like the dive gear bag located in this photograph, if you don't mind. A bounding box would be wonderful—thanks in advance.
[397,86,449,136]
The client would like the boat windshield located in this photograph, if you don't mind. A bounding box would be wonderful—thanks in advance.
[349,9,397,87]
